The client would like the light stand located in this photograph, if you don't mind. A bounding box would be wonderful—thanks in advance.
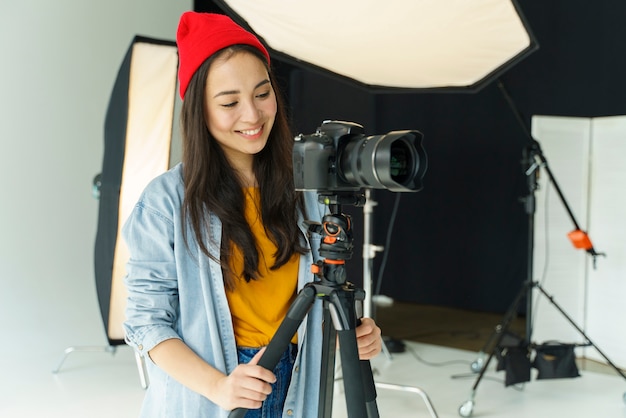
[458,82,626,417]
[362,189,390,361]
[361,188,440,418]
[362,189,384,320]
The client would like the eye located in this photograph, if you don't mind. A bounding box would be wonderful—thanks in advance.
[256,90,271,99]
[221,101,238,108]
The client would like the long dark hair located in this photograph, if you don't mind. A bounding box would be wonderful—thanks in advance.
[180,45,306,290]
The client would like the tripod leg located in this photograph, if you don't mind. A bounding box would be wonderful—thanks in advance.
[329,291,379,418]
[318,302,337,417]
[229,285,317,418]
[360,355,379,417]
[335,328,369,417]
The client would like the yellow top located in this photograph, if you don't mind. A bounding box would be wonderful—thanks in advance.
[225,188,299,347]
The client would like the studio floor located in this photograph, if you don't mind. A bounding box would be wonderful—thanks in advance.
[2,303,625,418]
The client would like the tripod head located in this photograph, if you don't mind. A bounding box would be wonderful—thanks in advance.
[304,191,365,286]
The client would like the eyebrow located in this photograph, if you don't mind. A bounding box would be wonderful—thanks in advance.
[213,79,271,99]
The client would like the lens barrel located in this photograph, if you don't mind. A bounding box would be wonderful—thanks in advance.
[339,130,427,192]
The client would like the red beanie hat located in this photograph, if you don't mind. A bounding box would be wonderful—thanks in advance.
[176,11,271,99]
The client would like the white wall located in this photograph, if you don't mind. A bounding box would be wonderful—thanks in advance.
[0,1,191,363]
[531,115,626,369]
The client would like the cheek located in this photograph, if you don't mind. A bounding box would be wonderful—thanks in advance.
[207,108,234,135]
[265,96,278,119]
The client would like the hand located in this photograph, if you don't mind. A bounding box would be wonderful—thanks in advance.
[356,317,382,360]
[212,348,276,411]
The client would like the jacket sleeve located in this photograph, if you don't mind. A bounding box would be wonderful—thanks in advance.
[122,198,182,360]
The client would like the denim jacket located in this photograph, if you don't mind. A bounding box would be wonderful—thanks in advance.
[123,163,327,418]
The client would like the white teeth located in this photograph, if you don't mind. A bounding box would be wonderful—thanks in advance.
[240,127,261,135]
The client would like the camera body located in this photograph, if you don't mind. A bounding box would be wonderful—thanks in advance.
[292,120,427,193]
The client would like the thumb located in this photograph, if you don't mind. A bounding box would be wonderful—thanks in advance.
[248,346,267,366]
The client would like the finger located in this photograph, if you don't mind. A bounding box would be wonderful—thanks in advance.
[359,337,382,358]
[239,381,273,398]
[357,335,376,351]
[359,347,379,360]
[355,318,376,337]
[236,399,264,411]
[244,348,277,384]
[358,324,381,344]
[358,336,382,360]
[248,347,267,365]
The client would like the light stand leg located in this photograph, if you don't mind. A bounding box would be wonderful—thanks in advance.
[375,382,439,418]
[470,144,537,371]
[460,143,539,417]
[534,282,626,382]
[460,281,531,417]
[52,344,149,389]
[134,349,150,389]
[52,345,117,374]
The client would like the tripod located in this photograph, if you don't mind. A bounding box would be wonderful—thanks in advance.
[458,126,626,417]
[229,192,379,418]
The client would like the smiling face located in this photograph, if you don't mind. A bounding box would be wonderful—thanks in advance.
[204,50,277,179]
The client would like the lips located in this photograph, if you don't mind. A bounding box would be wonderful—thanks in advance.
[238,126,263,138]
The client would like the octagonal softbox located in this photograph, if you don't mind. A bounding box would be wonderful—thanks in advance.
[95,36,179,345]
[213,0,537,93]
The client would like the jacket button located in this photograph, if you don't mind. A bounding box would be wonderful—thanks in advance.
[137,344,143,351]
[286,409,294,416]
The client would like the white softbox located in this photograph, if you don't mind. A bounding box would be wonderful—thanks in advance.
[213,0,537,92]
[95,36,179,345]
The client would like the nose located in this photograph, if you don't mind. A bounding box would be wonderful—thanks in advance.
[240,98,262,123]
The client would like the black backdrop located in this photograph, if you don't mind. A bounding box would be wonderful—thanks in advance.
[196,1,626,313]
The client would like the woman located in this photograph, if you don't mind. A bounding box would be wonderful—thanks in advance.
[123,11,382,418]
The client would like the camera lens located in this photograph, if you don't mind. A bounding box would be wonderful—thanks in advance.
[389,140,412,182]
[339,131,426,192]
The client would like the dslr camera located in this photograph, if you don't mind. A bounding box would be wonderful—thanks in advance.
[293,120,427,193]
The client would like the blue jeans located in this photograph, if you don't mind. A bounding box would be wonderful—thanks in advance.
[237,344,298,418]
